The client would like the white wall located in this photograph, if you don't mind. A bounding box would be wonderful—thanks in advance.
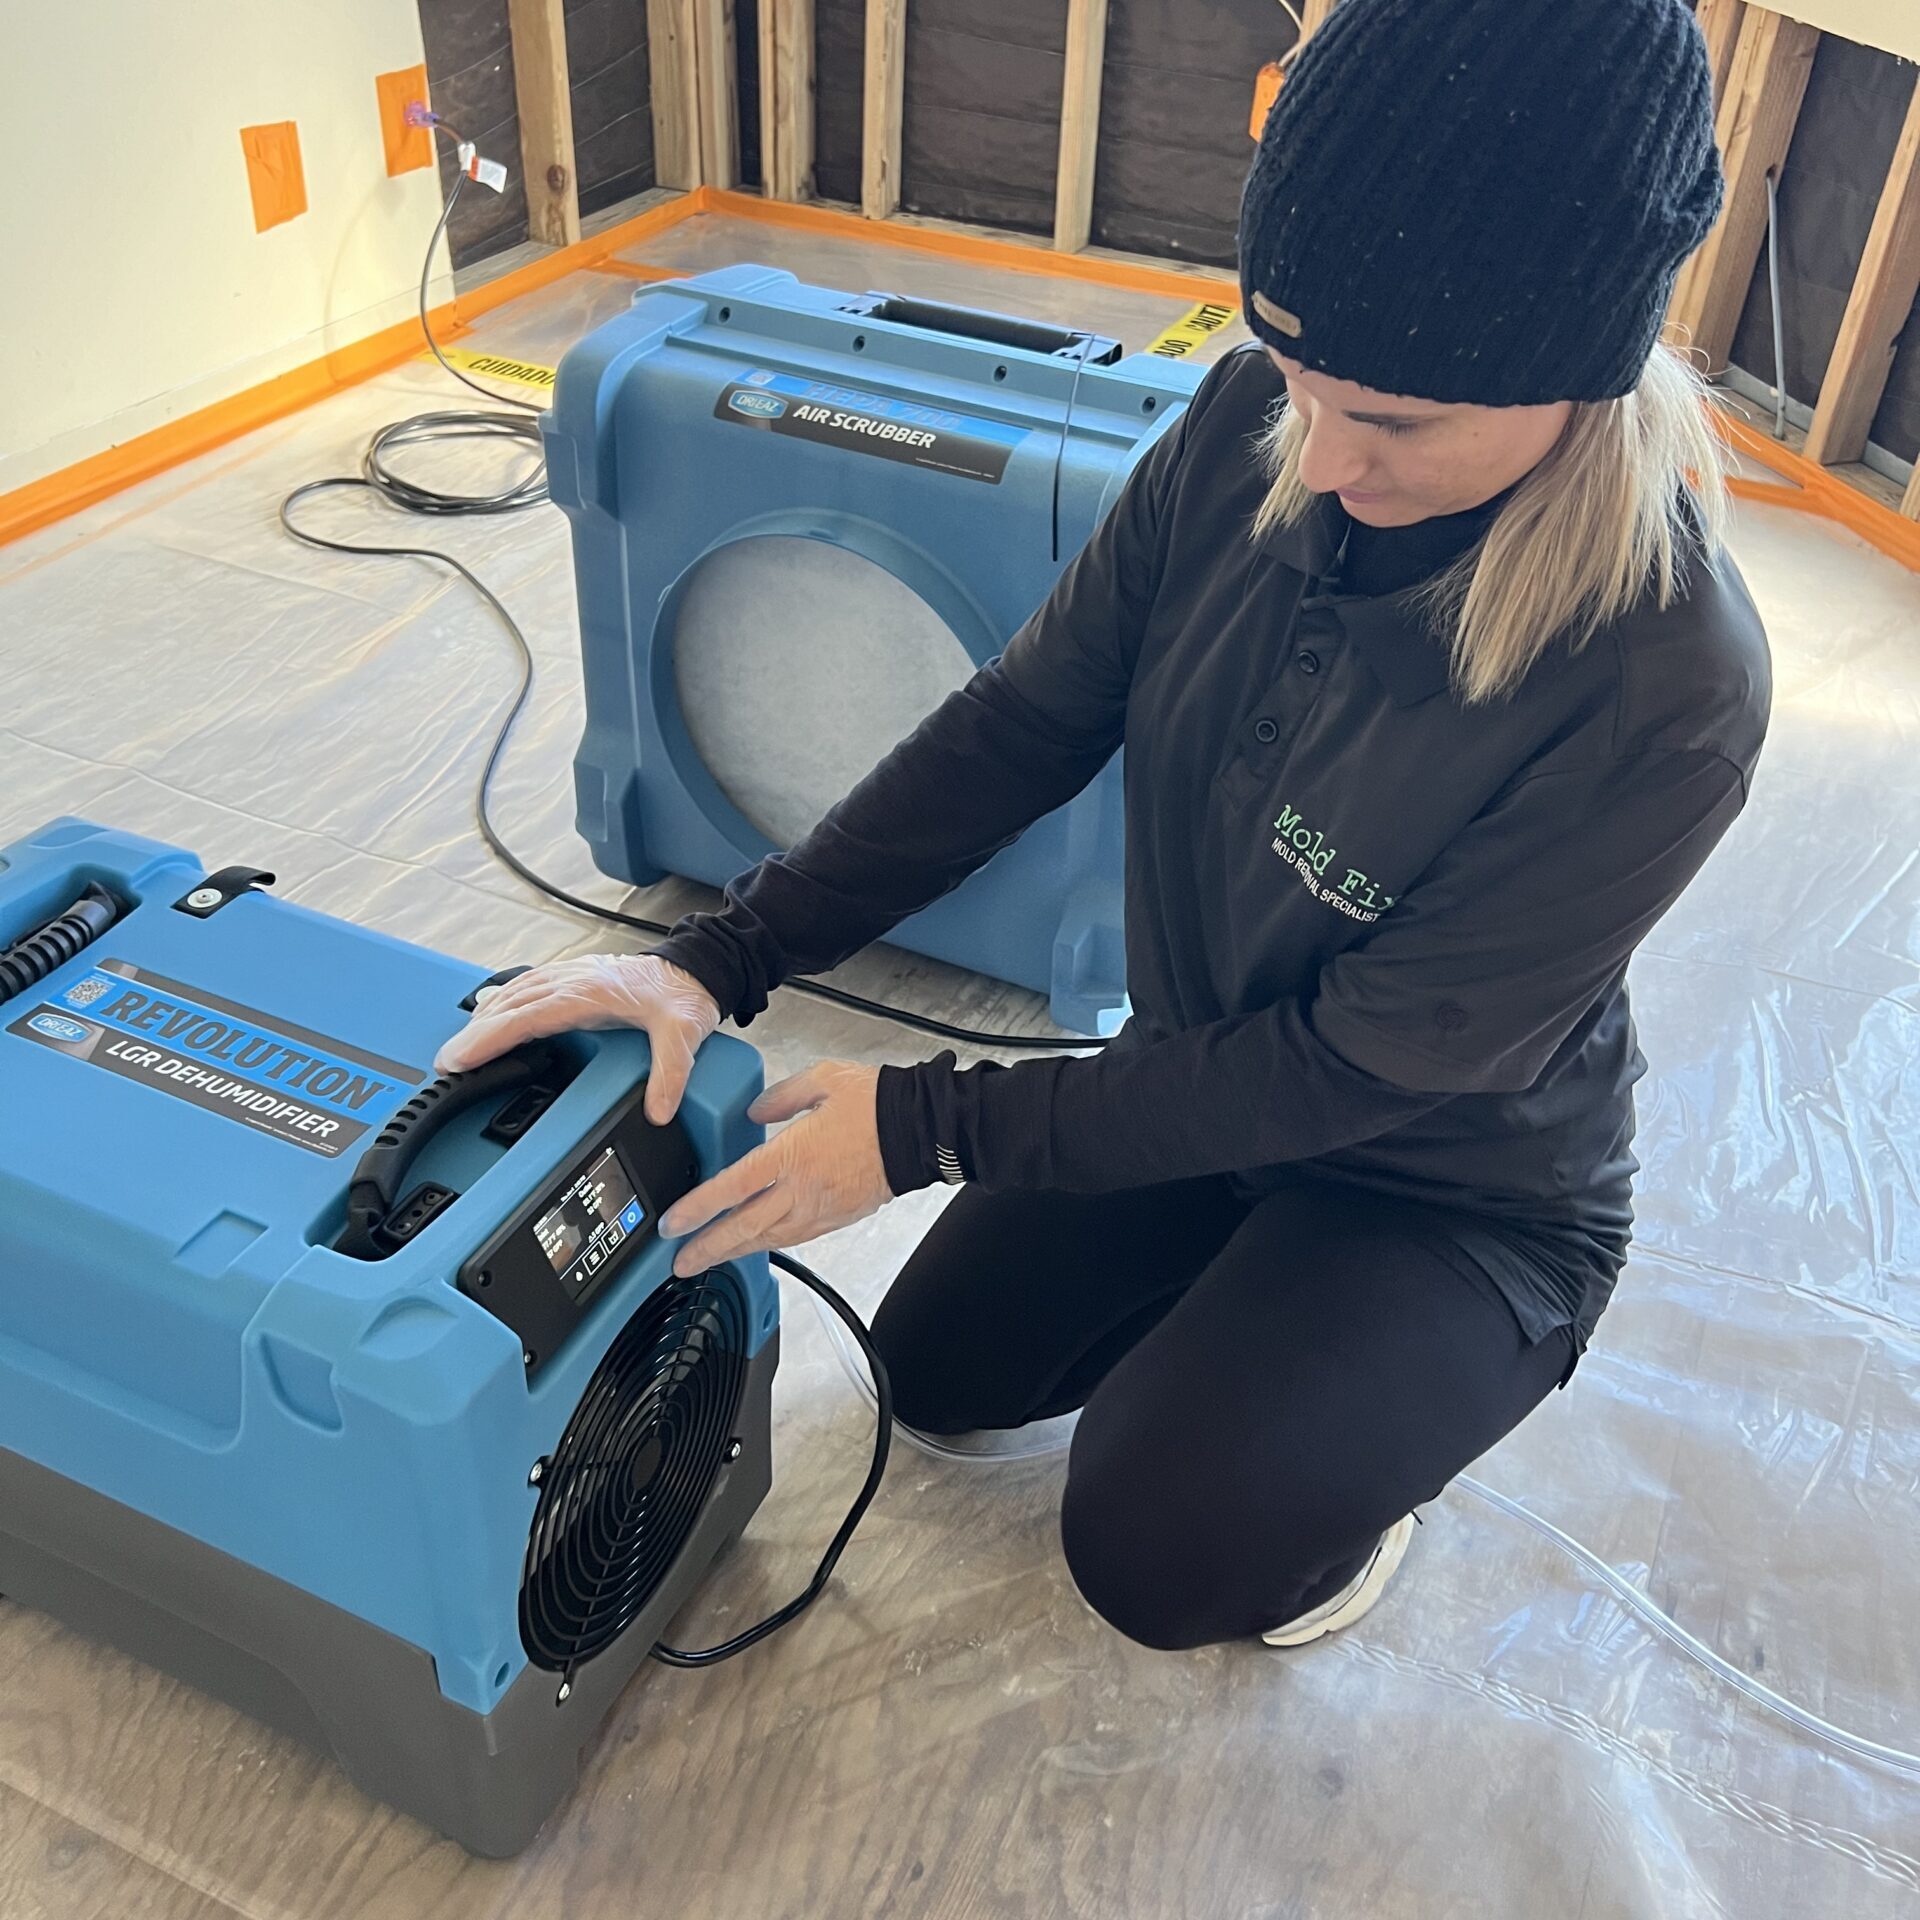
[1772,0,1920,62]
[0,2,455,495]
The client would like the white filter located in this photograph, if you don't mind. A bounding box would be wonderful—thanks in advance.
[671,536,980,848]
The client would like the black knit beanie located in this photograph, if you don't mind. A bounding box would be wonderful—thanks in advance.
[1239,0,1724,405]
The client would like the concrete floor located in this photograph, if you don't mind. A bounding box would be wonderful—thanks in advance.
[2,207,1919,1919]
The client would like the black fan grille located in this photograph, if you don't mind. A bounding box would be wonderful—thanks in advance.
[520,1271,749,1674]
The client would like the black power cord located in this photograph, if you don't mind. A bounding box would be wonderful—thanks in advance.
[649,1250,893,1667]
[308,125,549,514]
[269,116,1095,1678]
[1049,332,1097,566]
[280,128,1106,1059]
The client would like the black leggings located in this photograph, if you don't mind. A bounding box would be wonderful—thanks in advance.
[869,1175,1582,1651]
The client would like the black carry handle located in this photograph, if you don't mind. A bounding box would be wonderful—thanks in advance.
[459,963,533,1013]
[338,1043,562,1260]
[840,292,1123,366]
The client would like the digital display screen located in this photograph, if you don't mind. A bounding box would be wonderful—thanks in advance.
[532,1145,647,1298]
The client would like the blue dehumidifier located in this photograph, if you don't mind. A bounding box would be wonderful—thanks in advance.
[0,817,781,1855]
[547,265,1204,1034]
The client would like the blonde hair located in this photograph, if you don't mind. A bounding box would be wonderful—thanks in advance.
[1250,344,1731,704]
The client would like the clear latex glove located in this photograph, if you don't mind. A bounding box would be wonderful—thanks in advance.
[434,954,721,1125]
[661,1062,892,1277]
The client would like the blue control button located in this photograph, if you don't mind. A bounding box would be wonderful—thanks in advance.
[619,1201,642,1233]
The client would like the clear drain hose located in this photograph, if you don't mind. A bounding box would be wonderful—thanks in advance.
[808,1291,1920,1781]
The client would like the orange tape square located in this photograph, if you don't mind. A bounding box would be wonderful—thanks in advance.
[240,122,308,231]
[377,66,434,176]
[1251,63,1284,141]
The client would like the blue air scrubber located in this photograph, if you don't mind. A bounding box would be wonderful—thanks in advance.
[547,265,1204,1034]
[0,817,780,1856]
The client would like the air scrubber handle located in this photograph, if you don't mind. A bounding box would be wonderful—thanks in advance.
[338,1043,562,1260]
[840,293,1123,366]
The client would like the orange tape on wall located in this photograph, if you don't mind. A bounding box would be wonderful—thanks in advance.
[1251,63,1284,140]
[240,122,308,232]
[376,67,435,177]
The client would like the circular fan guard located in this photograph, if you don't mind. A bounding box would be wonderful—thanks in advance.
[520,1271,749,1674]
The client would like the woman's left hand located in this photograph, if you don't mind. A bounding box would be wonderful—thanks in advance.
[661,1060,893,1276]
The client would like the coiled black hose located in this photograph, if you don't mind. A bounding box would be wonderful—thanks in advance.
[0,885,124,1004]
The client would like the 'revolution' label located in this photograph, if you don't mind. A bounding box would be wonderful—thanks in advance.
[714,369,1027,484]
[8,960,425,1158]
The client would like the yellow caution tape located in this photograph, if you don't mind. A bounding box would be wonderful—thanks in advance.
[1143,300,1240,360]
[426,347,558,389]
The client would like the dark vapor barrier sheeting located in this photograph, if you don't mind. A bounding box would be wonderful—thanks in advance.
[814,0,1275,263]
[1095,0,1281,267]
[416,0,657,269]
[814,0,1072,235]
[567,0,659,221]
[416,0,530,264]
[898,0,1068,237]
[816,0,1070,231]
[1728,37,1920,464]
[737,0,765,191]
[814,0,865,209]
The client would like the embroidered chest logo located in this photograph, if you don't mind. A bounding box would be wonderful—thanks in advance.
[1270,803,1396,924]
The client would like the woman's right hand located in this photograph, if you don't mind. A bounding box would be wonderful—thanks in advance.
[434,954,721,1124]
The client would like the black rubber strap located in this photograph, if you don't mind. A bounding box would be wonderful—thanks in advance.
[172,867,275,917]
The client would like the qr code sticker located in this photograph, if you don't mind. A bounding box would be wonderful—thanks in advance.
[64,976,112,1008]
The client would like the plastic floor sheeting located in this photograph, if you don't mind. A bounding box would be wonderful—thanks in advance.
[1,216,1918,1920]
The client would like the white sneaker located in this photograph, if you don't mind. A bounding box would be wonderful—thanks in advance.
[1261,1515,1415,1648]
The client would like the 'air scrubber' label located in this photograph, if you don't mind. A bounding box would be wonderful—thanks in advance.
[8,960,424,1158]
[715,369,1026,484]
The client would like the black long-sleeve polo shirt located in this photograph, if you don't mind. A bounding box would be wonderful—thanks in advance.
[654,345,1771,1341]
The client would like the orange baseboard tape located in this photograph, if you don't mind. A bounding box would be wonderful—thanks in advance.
[0,310,476,552]
[586,258,690,283]
[455,194,695,319]
[6,182,1916,577]
[0,195,699,551]
[1718,414,1920,573]
[691,187,1241,303]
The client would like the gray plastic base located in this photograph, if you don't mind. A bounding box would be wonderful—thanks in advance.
[0,1333,777,1857]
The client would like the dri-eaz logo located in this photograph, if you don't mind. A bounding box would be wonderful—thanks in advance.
[28,1013,91,1043]
[729,391,787,419]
